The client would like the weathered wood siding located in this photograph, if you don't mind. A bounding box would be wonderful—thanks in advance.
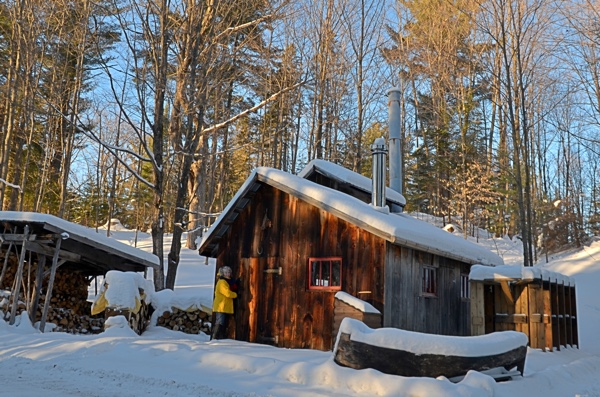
[471,278,578,351]
[383,242,472,336]
[216,183,386,351]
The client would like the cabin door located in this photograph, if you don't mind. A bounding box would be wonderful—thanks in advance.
[254,256,281,345]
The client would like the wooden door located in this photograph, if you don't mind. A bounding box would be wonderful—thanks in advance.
[255,256,281,345]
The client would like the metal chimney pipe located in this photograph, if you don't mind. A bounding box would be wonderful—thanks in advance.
[388,88,402,196]
[371,137,387,208]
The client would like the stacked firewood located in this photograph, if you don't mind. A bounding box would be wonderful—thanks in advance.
[156,307,212,335]
[0,255,88,313]
[0,253,104,334]
[45,272,89,314]
[38,307,105,334]
[0,300,105,334]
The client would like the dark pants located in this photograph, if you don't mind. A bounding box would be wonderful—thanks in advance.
[211,312,229,340]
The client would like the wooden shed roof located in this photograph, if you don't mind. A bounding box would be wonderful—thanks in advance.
[298,159,407,208]
[0,212,159,276]
[469,264,575,285]
[198,165,503,267]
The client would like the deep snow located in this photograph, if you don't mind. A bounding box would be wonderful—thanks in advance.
[1,219,600,397]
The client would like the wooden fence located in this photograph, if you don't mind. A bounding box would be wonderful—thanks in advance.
[470,265,578,351]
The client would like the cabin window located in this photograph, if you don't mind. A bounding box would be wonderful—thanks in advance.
[461,273,470,299]
[422,266,437,296]
[308,257,342,291]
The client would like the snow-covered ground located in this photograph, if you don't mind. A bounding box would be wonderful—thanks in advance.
[1,220,600,397]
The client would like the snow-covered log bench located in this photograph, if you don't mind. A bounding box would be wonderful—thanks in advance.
[333,318,528,379]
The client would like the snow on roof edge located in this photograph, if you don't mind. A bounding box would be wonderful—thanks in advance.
[201,167,503,266]
[335,291,380,314]
[0,211,159,267]
[469,264,575,285]
[198,169,260,252]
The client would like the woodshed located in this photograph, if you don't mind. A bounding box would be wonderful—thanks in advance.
[469,265,579,351]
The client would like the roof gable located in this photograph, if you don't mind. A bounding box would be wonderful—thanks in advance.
[199,167,503,267]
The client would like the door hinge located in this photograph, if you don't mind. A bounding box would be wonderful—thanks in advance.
[258,335,279,344]
[264,267,282,275]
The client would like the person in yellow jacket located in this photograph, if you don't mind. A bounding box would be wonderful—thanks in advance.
[211,266,238,340]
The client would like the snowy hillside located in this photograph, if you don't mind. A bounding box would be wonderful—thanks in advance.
[1,219,600,397]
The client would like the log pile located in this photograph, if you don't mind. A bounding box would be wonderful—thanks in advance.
[45,272,89,314]
[105,298,153,335]
[0,253,103,334]
[2,252,212,336]
[0,300,105,334]
[0,254,88,313]
[39,307,105,334]
[156,307,211,335]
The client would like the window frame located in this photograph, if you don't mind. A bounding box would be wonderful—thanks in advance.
[307,257,342,291]
[460,273,470,299]
[421,265,438,297]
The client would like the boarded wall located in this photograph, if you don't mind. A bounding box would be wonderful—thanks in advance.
[384,243,472,336]
[470,277,578,351]
[217,184,387,351]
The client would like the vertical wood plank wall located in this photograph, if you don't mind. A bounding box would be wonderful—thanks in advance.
[471,277,578,351]
[470,283,485,335]
[384,243,472,336]
[217,184,387,351]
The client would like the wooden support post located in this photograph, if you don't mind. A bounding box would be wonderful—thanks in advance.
[470,282,485,336]
[9,226,29,325]
[550,277,561,351]
[559,280,567,348]
[39,237,63,333]
[565,282,573,347]
[543,280,553,351]
[499,281,515,305]
[29,255,46,324]
[0,241,15,288]
[571,285,579,348]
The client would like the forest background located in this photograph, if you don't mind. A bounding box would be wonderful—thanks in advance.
[1,0,599,291]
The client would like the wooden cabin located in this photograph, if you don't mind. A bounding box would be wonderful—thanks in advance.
[469,265,578,351]
[198,160,503,351]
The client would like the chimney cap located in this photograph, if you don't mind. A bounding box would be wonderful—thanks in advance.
[371,137,387,152]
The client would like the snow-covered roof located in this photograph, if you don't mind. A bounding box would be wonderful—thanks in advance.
[469,264,575,285]
[199,167,503,267]
[0,211,159,272]
[335,291,380,314]
[298,159,406,207]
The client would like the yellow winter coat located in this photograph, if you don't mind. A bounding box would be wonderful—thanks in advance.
[212,278,237,314]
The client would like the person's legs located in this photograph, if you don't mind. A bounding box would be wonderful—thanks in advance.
[212,312,228,340]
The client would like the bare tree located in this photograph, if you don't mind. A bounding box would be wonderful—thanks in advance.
[476,0,560,265]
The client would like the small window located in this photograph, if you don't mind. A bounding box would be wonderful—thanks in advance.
[422,266,437,296]
[308,257,342,291]
[461,273,470,299]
